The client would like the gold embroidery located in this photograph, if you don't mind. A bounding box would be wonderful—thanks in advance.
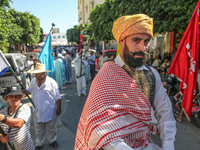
[123,65,150,99]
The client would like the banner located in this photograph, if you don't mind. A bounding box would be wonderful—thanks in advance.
[39,32,56,80]
[168,1,200,120]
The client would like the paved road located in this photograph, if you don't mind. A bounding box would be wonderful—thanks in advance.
[22,65,200,150]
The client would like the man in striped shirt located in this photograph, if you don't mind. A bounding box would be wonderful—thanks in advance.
[0,85,35,150]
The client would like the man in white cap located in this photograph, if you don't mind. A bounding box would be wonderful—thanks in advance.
[55,53,66,89]
[22,63,61,149]
[62,51,71,83]
[74,49,87,97]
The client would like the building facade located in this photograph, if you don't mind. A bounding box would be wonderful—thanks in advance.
[78,0,105,24]
[43,28,68,45]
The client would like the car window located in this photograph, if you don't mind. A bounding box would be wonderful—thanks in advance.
[16,58,23,68]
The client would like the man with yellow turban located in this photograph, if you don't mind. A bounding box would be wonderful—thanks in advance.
[75,14,176,150]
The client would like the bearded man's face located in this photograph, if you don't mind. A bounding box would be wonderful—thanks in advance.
[121,33,151,68]
[123,43,146,68]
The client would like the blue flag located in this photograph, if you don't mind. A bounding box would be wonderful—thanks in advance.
[38,33,56,80]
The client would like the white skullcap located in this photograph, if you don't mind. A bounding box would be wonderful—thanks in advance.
[58,53,62,58]
[62,51,66,55]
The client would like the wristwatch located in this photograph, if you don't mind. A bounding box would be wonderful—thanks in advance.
[1,116,7,123]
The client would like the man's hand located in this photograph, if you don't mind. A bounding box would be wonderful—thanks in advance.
[56,99,61,116]
[56,108,61,116]
[21,89,31,95]
[0,114,5,122]
[0,133,10,143]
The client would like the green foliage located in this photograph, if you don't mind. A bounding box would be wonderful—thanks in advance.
[0,7,23,53]
[0,2,42,53]
[39,27,44,43]
[9,9,41,46]
[67,25,82,43]
[0,0,12,7]
[89,0,199,41]
[66,24,94,44]
[82,24,93,42]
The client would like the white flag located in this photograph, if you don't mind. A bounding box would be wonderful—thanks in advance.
[0,51,10,76]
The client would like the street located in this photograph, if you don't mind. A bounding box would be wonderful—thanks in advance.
[22,65,200,150]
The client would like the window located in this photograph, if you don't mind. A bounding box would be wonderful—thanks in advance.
[91,2,94,9]
[58,36,61,38]
[53,36,56,39]
[16,58,23,68]
[86,5,88,13]
[62,35,65,38]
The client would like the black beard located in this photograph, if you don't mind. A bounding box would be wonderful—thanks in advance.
[123,43,145,68]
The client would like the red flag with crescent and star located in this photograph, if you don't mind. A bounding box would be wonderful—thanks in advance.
[168,1,200,120]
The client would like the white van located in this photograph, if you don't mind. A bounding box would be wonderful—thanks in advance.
[0,53,28,109]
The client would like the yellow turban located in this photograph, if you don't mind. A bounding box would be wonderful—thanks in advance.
[112,14,153,43]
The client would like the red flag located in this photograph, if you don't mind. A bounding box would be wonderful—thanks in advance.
[78,33,84,52]
[168,1,200,120]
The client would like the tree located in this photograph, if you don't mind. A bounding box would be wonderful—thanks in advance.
[67,25,82,44]
[0,0,12,7]
[0,3,23,53]
[89,0,199,41]
[39,27,44,43]
[9,9,41,46]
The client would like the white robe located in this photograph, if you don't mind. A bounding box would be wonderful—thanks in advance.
[74,53,86,94]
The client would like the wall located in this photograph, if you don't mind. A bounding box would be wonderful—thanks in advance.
[78,0,105,25]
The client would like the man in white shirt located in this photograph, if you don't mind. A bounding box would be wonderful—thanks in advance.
[22,63,61,150]
[27,55,35,81]
[158,59,169,72]
[75,14,176,150]
[152,55,161,68]
[82,53,90,84]
[74,49,87,97]
[99,52,109,68]
[27,55,34,70]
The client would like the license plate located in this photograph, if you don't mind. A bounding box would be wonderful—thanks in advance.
[0,80,12,85]
[192,106,200,112]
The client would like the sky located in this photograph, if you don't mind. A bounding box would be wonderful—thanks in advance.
[10,0,78,33]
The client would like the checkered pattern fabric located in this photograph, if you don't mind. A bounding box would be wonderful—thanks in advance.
[75,61,154,150]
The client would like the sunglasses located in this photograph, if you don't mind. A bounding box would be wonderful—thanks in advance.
[7,95,22,99]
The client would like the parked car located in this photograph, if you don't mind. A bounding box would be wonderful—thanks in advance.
[95,50,117,72]
[23,51,40,59]
[32,49,42,53]
[0,53,28,109]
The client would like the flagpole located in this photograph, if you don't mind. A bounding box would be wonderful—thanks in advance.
[80,25,84,76]
[0,51,35,108]
[0,126,15,150]
[77,25,85,78]
[50,23,55,33]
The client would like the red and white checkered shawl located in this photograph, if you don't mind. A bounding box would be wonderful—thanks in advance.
[75,61,154,150]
